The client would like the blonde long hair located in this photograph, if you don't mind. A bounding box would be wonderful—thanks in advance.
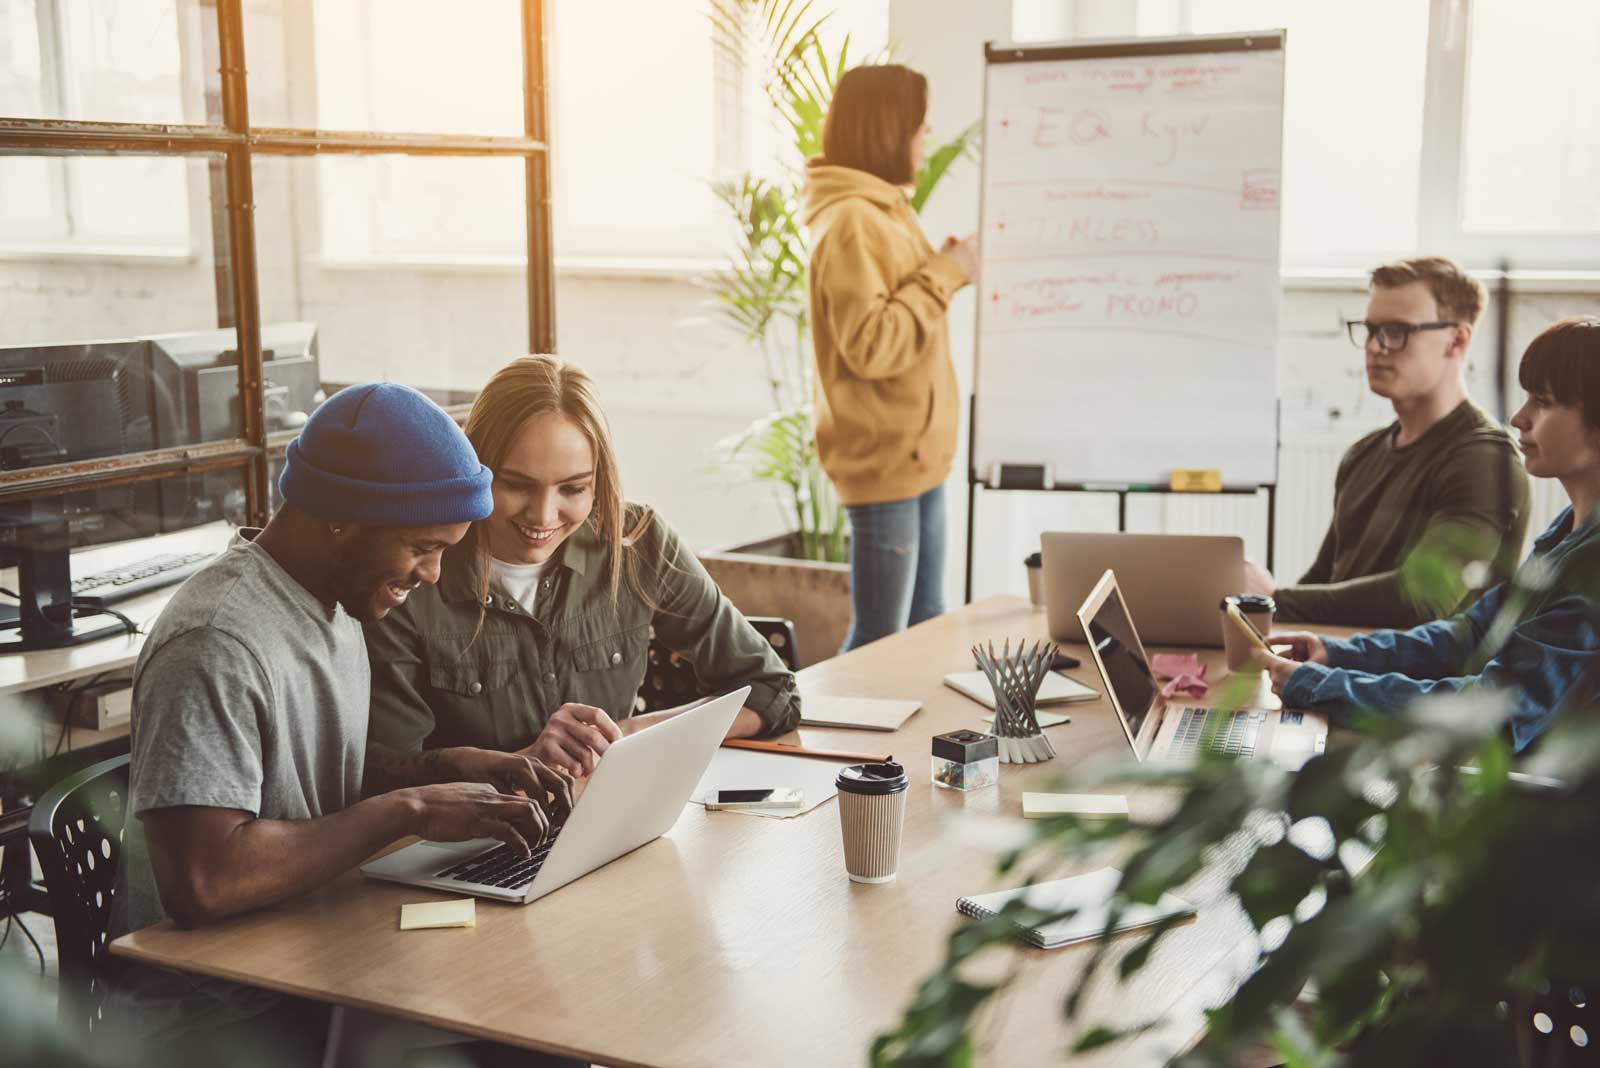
[464,356,652,603]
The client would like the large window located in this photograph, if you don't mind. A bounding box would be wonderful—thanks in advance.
[1018,0,1600,268]
[0,1,554,557]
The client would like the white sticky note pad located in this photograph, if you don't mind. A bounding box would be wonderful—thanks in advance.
[399,898,476,930]
[982,710,1072,729]
[1022,793,1129,819]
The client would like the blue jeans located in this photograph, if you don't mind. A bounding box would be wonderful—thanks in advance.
[841,483,948,652]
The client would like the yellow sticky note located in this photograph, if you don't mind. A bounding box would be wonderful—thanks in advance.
[399,898,476,931]
[1022,792,1130,819]
[1169,469,1223,492]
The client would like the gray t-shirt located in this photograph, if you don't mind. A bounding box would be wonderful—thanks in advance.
[107,531,369,1044]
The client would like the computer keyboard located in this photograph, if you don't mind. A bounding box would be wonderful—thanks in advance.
[1171,707,1264,758]
[70,551,213,607]
[435,831,562,890]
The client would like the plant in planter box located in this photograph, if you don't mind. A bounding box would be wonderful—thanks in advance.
[705,0,977,564]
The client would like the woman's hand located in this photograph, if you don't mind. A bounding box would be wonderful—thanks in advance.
[1267,630,1328,665]
[1260,651,1303,697]
[522,703,624,778]
[941,233,979,282]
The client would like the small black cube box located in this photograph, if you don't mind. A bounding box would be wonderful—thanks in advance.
[932,729,999,792]
[933,729,999,764]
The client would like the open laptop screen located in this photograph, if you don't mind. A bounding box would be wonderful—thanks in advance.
[1084,584,1159,742]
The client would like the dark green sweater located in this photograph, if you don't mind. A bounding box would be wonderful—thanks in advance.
[1275,400,1530,627]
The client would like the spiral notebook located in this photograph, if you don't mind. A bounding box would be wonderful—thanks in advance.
[955,867,1195,949]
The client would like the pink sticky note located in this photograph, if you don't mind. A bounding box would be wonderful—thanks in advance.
[1151,653,1204,680]
[1160,673,1209,699]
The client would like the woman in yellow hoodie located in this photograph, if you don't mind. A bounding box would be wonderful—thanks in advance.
[803,64,977,651]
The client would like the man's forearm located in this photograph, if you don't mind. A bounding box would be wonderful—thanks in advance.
[364,745,454,795]
[159,793,418,926]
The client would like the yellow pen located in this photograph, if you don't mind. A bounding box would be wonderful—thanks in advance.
[1224,602,1274,654]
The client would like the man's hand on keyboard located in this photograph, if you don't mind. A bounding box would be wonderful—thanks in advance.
[436,747,574,819]
[400,782,559,858]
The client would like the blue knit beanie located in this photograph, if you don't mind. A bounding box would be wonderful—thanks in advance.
[278,383,493,526]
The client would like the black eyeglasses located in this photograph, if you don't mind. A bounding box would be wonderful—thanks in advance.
[1345,319,1458,352]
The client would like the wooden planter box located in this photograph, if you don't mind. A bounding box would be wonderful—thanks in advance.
[698,533,849,669]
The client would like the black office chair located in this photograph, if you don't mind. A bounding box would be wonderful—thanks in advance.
[27,754,130,1039]
[746,616,801,672]
[633,616,800,713]
[1522,985,1600,1066]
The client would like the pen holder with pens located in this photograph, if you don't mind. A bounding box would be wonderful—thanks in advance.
[972,638,1057,764]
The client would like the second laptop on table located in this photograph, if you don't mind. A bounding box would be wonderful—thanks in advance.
[1041,531,1243,648]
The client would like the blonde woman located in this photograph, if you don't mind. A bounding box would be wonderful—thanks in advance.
[365,356,799,777]
[803,64,978,651]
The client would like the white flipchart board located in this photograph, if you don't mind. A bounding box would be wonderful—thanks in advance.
[974,33,1285,489]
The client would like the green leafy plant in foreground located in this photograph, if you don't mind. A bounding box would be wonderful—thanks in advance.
[873,538,1600,1066]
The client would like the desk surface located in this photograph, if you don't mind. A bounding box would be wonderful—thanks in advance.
[113,597,1354,1068]
[0,521,236,697]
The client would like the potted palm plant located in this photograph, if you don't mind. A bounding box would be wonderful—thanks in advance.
[696,0,977,666]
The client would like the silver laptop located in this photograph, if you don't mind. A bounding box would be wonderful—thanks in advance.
[362,686,750,904]
[1042,531,1243,647]
[1076,571,1326,769]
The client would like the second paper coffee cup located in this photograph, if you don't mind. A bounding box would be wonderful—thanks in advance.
[835,761,909,884]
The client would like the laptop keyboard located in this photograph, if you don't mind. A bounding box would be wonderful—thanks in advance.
[1171,708,1265,758]
[434,830,562,891]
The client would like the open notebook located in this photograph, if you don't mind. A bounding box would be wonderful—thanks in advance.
[798,695,921,732]
[956,867,1195,949]
[943,670,1098,710]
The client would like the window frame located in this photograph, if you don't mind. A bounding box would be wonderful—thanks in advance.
[1075,0,1599,269]
[0,0,556,523]
[1417,0,1598,268]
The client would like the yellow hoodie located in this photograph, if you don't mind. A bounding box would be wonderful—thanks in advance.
[802,159,968,507]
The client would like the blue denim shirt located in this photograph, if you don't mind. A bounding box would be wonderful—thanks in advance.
[1282,507,1600,752]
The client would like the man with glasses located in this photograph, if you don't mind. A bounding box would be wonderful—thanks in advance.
[1245,256,1529,627]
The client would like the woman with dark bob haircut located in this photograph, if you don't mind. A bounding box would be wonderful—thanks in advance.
[801,64,977,652]
[1259,316,1600,753]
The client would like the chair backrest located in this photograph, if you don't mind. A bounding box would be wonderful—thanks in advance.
[633,616,800,714]
[746,616,800,671]
[1523,985,1600,1066]
[27,754,130,1038]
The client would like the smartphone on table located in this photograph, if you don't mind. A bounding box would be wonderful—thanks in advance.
[704,787,804,811]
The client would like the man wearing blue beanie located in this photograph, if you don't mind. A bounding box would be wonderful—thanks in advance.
[106,384,575,1065]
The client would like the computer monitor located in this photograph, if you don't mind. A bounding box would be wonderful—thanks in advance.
[145,322,323,529]
[0,324,323,651]
[147,322,322,443]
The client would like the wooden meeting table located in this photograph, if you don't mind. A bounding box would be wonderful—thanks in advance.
[113,595,1355,1068]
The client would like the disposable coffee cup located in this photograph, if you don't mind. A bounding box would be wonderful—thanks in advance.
[1024,552,1044,607]
[835,761,909,884]
[1220,594,1275,672]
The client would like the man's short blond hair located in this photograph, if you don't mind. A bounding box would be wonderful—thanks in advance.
[1369,256,1487,325]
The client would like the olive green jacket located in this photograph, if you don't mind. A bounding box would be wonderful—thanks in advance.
[365,509,800,752]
